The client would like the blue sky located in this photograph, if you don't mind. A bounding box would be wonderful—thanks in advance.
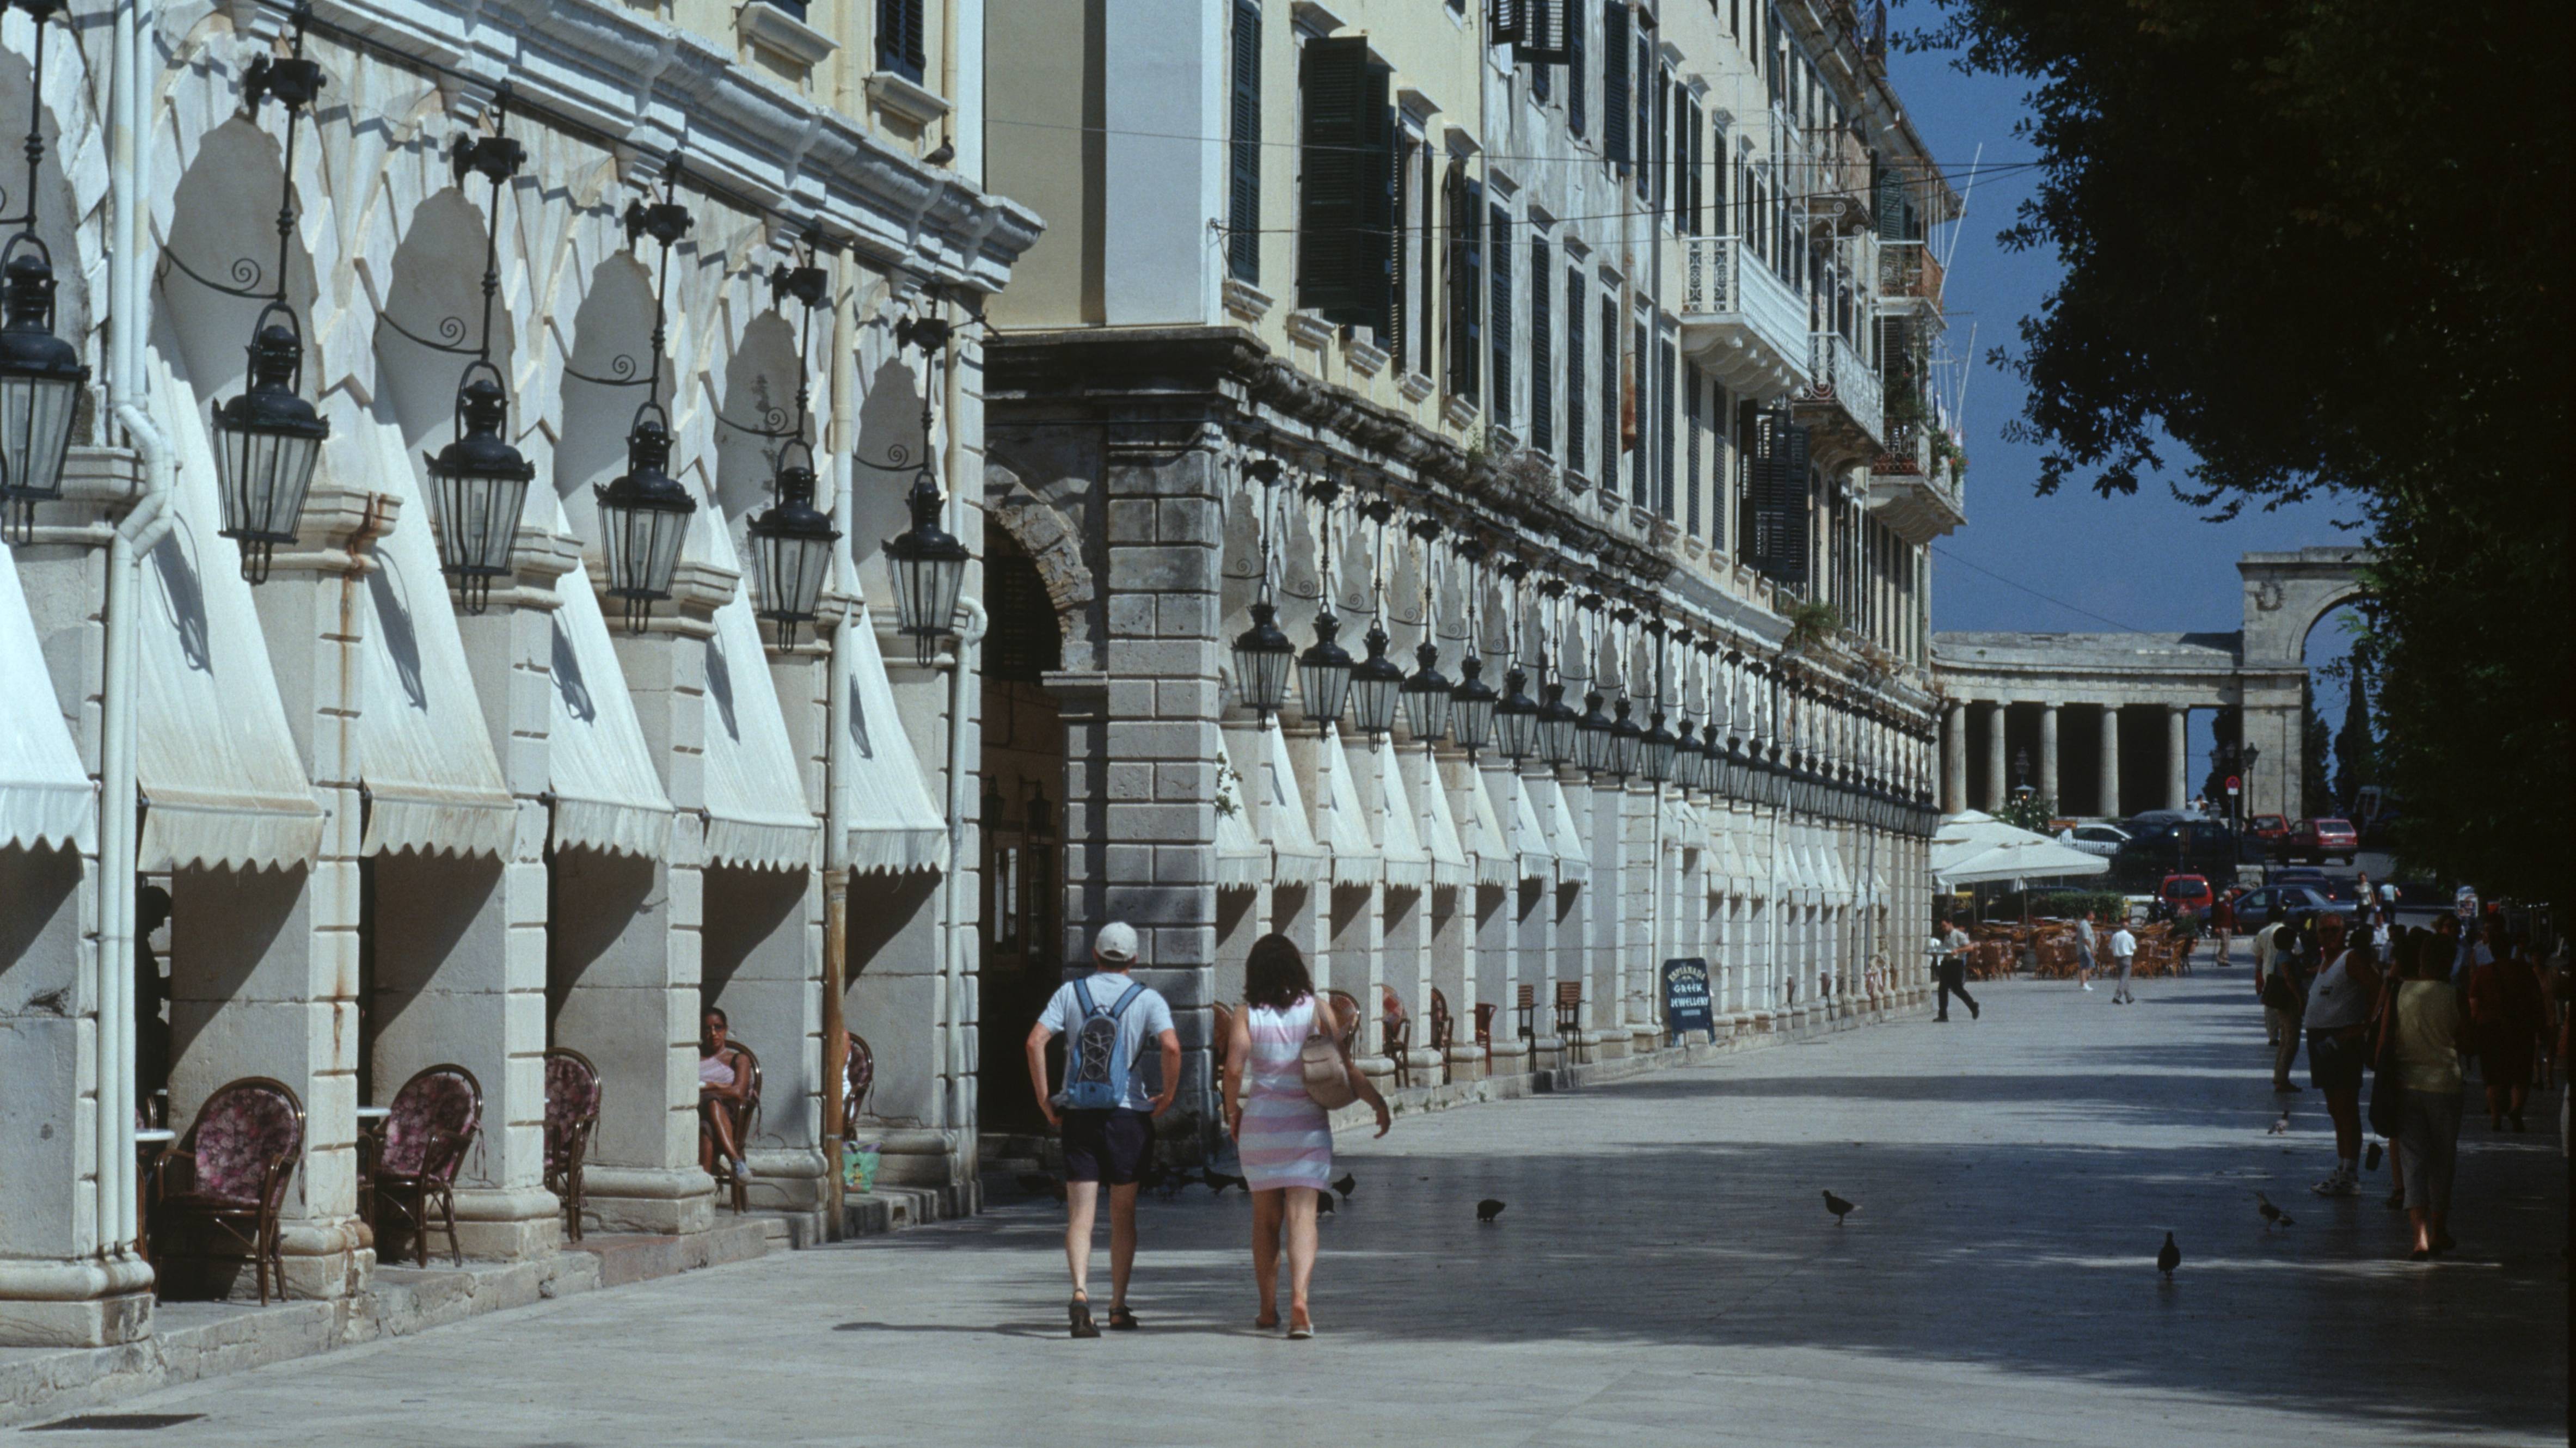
[1886,38,2368,792]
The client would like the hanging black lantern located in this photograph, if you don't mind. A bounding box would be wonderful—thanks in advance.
[1608,696,1643,780]
[1537,678,1580,769]
[212,309,329,584]
[0,0,85,546]
[1348,620,1404,738]
[423,367,533,611]
[1640,709,1678,785]
[885,465,967,661]
[1574,689,1614,776]
[1448,649,1497,755]
[1231,599,1296,719]
[594,403,695,631]
[745,438,841,646]
[1400,639,1452,744]
[1669,720,1701,791]
[1298,609,1353,729]
[1492,662,1538,762]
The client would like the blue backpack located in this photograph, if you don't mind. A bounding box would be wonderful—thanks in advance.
[1057,977,1144,1112]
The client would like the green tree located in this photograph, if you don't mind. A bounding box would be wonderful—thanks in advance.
[2302,681,2331,820]
[2198,706,2241,811]
[1922,0,2570,895]
[2333,651,2376,811]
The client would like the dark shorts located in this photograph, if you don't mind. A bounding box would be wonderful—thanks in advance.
[1061,1108,1150,1186]
[2308,1029,2366,1093]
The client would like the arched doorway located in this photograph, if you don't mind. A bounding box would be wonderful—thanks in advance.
[977,530,1066,1134]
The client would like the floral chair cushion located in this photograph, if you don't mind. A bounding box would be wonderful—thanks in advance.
[543,1052,601,1166]
[381,1067,480,1180]
[184,1084,302,1207]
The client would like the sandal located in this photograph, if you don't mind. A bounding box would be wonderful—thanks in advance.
[1068,1295,1099,1339]
[1107,1304,1139,1332]
[1287,1314,1314,1340]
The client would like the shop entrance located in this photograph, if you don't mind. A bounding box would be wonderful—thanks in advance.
[977,532,1065,1134]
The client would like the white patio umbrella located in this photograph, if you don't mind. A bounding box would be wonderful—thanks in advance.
[1932,810,2111,886]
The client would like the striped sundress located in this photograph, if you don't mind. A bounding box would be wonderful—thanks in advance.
[1237,997,1334,1193]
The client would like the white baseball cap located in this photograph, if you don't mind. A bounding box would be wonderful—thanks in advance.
[1092,921,1139,965]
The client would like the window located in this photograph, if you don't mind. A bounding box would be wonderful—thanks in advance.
[1635,41,1655,200]
[877,0,926,83]
[1297,38,1395,341]
[1530,237,1553,456]
[1565,268,1587,473]
[1228,1,1261,284]
[1567,2,1586,136]
[1488,200,1513,429]
[1685,361,1702,535]
[1599,292,1619,497]
[1604,2,1630,165]
[1745,407,1811,586]
[1418,145,1439,377]
[1684,97,1703,235]
[1444,163,1482,400]
[1631,316,1648,506]
[1389,136,1414,362]
[1656,336,1676,520]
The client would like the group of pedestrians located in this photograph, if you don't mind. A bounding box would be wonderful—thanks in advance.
[2250,900,2566,1261]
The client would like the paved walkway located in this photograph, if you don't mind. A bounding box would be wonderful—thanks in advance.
[46,966,2567,1446]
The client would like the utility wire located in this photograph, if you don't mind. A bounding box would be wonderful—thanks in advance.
[1927,542,2154,634]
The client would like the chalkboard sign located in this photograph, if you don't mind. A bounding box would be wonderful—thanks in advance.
[1661,958,1714,1042]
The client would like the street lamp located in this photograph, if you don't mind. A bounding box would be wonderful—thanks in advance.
[1230,458,1293,720]
[1298,609,1354,730]
[1402,640,1452,744]
[881,313,967,660]
[594,177,701,631]
[0,0,86,547]
[419,106,533,613]
[1574,688,1614,776]
[1537,676,1580,770]
[1493,661,1538,762]
[1608,695,1643,780]
[1348,620,1404,738]
[744,255,844,645]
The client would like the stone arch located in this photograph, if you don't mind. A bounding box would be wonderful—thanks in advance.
[2237,547,2371,668]
[983,464,1097,670]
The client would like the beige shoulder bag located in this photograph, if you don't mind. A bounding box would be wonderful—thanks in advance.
[1298,997,1358,1109]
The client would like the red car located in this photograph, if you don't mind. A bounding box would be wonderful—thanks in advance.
[2244,814,2291,846]
[2159,874,2214,918]
[2281,818,2360,865]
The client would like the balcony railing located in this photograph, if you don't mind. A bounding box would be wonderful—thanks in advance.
[1679,235,1813,397]
[1877,244,1943,310]
[1800,330,1883,450]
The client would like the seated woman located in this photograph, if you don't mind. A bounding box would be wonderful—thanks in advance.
[698,1007,753,1183]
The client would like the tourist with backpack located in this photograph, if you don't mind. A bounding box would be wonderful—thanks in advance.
[1023,921,1180,1339]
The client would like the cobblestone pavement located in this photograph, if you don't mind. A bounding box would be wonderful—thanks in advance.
[50,965,2567,1446]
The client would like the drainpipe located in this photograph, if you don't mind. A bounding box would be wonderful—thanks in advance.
[935,290,984,1171]
[818,259,862,1241]
[100,0,174,1263]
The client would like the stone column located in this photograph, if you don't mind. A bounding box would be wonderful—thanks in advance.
[1982,702,2007,813]
[2167,705,2189,811]
[2038,703,2060,806]
[2098,705,2122,818]
[1943,700,1966,814]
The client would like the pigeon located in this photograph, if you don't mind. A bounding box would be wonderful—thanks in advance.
[1331,1171,1357,1201]
[923,138,957,168]
[2256,1191,2294,1230]
[2156,1232,2181,1281]
[1314,1192,1335,1217]
[1201,1168,1248,1197]
[1016,1172,1066,1202]
[1822,1190,1858,1225]
[2268,1112,2290,1136]
[1476,1198,1507,1224]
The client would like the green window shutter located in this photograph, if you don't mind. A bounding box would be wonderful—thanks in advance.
[1568,3,1586,136]
[1530,238,1553,456]
[1445,168,1482,399]
[1297,38,1394,336]
[1229,1,1262,283]
[1488,201,1513,429]
[1600,294,1619,492]
[1565,268,1586,470]
[1603,3,1629,165]
[876,0,925,82]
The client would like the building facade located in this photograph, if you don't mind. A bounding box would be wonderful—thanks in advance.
[0,0,1033,1346]
[983,0,1960,1143]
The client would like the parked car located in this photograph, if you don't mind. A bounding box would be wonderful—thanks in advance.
[2060,822,2131,860]
[2280,817,2360,865]
[2159,874,2214,920]
[2231,883,2359,928]
[2244,813,2292,847]
[2112,820,2239,887]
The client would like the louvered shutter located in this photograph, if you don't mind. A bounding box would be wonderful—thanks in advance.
[1565,268,1587,473]
[1567,2,1586,135]
[1229,1,1262,283]
[1656,336,1676,519]
[1445,168,1482,399]
[1516,0,1572,63]
[1600,294,1620,492]
[1874,162,1906,241]
[876,0,925,82]
[1755,416,1812,587]
[1492,0,1524,43]
[1297,39,1394,339]
[1685,363,1701,535]
[1635,39,1654,200]
[1630,316,1648,504]
[1388,140,1410,362]
[1530,238,1553,456]
[1488,201,1513,429]
[1685,99,1703,234]
[1604,3,1630,164]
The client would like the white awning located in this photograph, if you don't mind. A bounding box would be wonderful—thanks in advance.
[134,348,324,873]
[344,415,514,860]
[1541,776,1590,884]
[0,547,91,853]
[1454,763,1515,889]
[1216,728,1266,888]
[837,609,947,875]
[1508,772,1554,883]
[1369,740,1431,889]
[1321,728,1377,889]
[546,506,674,860]
[1259,722,1324,886]
[1410,750,1469,889]
[701,584,819,873]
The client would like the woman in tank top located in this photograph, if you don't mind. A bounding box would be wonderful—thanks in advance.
[1221,934,1389,1339]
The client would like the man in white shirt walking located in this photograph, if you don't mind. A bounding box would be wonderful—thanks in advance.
[2109,918,2139,1005]
[2076,911,2099,992]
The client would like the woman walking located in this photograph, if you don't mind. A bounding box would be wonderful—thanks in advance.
[2464,919,2546,1131]
[2381,928,2467,1260]
[2302,917,2377,1197]
[1222,935,1390,1337]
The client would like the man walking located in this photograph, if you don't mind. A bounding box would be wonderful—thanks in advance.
[1025,922,1180,1339]
[1934,916,1980,1022]
[2253,905,2302,1091]
[2076,910,2099,993]
[2109,916,2139,1005]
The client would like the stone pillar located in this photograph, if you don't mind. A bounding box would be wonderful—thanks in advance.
[1982,701,2007,813]
[1943,701,1966,815]
[2038,703,2060,806]
[2098,705,2122,818]
[2167,705,2189,811]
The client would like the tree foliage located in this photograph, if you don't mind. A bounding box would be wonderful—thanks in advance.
[2332,650,2376,810]
[1922,0,2569,896]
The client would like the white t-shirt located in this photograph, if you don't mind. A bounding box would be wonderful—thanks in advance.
[2110,928,2137,961]
[2303,950,2373,1030]
[1037,972,1176,1112]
